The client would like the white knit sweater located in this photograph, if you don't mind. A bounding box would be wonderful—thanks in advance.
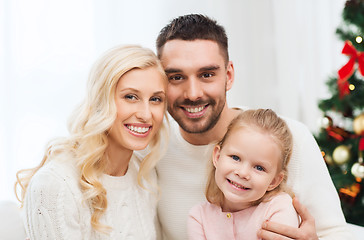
[156,111,356,240]
[23,152,157,240]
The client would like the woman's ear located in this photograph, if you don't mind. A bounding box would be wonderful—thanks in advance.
[212,145,221,168]
[267,171,284,191]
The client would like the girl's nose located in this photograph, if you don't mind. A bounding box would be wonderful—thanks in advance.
[234,164,250,180]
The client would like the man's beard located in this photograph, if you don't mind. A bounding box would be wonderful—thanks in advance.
[168,97,226,134]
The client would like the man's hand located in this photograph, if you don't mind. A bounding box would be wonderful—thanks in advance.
[257,197,319,240]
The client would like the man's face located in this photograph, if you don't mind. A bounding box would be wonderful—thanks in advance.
[159,39,233,134]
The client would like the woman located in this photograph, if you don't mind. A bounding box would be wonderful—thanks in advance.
[15,45,168,239]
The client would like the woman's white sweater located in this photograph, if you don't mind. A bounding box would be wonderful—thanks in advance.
[23,152,157,240]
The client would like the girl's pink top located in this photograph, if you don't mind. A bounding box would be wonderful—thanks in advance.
[187,193,300,240]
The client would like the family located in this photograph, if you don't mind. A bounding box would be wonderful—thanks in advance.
[16,14,354,240]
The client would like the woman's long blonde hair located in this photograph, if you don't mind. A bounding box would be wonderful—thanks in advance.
[205,109,293,208]
[15,45,168,233]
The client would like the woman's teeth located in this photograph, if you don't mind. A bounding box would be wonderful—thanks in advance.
[127,125,149,134]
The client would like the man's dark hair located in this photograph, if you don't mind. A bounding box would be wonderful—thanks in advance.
[156,14,229,63]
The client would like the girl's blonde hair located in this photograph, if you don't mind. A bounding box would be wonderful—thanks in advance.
[205,109,293,208]
[15,45,168,233]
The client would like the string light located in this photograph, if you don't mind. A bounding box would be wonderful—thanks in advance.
[356,36,363,43]
[321,151,326,157]
[349,84,355,91]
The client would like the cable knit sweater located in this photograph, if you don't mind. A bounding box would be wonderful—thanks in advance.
[156,110,356,240]
[23,152,157,240]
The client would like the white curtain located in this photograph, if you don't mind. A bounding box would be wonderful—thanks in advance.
[0,0,347,201]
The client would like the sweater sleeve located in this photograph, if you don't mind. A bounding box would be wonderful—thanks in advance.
[265,194,300,228]
[187,204,207,240]
[286,120,356,240]
[24,168,83,240]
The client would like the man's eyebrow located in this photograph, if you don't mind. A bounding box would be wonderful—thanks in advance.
[199,65,220,71]
[164,68,182,74]
[164,65,220,74]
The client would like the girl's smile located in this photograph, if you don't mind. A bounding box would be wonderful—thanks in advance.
[227,179,250,191]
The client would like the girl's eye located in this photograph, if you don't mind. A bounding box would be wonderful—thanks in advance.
[231,155,240,162]
[255,165,265,172]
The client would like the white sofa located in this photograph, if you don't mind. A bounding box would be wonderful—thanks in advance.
[0,201,26,240]
[348,223,364,240]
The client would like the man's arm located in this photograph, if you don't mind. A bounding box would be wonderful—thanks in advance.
[258,197,318,240]
[258,118,355,240]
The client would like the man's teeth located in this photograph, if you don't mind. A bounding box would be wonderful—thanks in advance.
[127,125,149,134]
[185,106,204,113]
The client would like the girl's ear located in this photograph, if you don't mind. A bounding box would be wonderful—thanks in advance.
[267,171,284,191]
[212,145,221,168]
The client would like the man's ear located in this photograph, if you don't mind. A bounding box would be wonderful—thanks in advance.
[267,172,284,191]
[226,61,234,91]
[212,145,221,168]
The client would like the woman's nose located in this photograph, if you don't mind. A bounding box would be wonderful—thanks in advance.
[135,102,152,122]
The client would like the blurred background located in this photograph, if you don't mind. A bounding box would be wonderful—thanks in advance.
[0,0,348,203]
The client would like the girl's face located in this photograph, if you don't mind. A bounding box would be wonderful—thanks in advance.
[108,67,167,152]
[213,127,284,212]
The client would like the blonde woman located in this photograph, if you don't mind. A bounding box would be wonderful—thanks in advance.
[15,45,168,239]
[188,109,299,239]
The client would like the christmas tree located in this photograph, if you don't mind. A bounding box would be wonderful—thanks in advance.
[315,0,364,226]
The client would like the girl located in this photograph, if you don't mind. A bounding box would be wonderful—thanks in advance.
[188,109,300,240]
[15,45,168,239]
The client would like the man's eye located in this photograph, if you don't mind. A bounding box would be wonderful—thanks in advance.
[201,73,213,78]
[255,165,265,172]
[231,155,240,161]
[169,75,183,81]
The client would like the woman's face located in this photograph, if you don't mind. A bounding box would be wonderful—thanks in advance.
[108,66,167,152]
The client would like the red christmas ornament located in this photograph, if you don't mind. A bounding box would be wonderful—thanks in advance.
[326,125,351,142]
[337,41,364,98]
[359,137,364,151]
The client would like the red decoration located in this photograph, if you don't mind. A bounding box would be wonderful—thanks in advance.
[326,125,350,142]
[337,41,364,98]
[359,137,364,151]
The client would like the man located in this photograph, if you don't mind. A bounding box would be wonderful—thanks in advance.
[155,14,354,240]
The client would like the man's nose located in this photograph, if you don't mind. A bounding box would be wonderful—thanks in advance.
[183,77,203,101]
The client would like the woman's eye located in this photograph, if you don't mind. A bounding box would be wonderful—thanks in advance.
[231,155,240,161]
[124,94,137,100]
[255,165,265,172]
[150,96,163,103]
